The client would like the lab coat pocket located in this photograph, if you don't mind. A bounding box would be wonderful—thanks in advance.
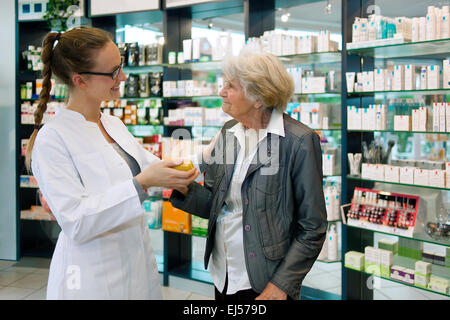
[72,152,110,193]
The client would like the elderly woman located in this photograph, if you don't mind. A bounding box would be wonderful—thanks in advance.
[170,50,327,300]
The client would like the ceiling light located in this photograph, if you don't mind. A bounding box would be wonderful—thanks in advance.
[324,0,332,14]
[281,12,290,23]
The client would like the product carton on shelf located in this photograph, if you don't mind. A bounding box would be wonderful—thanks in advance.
[162,201,191,234]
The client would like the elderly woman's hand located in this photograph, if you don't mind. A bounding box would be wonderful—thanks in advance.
[135,159,199,194]
[255,282,287,300]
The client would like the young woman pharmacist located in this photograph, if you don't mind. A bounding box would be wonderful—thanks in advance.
[26,27,199,300]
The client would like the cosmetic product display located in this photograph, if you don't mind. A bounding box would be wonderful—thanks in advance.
[347,187,419,237]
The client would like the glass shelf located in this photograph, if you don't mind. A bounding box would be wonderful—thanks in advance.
[345,223,450,248]
[123,64,163,74]
[117,97,163,101]
[294,92,341,97]
[348,129,450,135]
[347,175,450,192]
[162,51,342,71]
[344,267,449,298]
[164,95,221,100]
[347,38,450,60]
[126,124,164,136]
[277,51,341,65]
[348,89,450,97]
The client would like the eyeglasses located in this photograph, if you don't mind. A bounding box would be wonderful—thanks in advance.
[79,56,124,80]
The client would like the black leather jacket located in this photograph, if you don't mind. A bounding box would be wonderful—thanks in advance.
[170,113,328,299]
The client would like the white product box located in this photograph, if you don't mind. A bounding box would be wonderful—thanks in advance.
[361,163,373,180]
[415,260,432,275]
[271,33,283,56]
[400,167,415,184]
[394,115,411,131]
[427,65,440,89]
[322,154,335,176]
[288,67,303,94]
[374,69,385,91]
[298,35,317,54]
[373,164,385,181]
[347,106,362,130]
[302,77,326,93]
[404,64,416,90]
[393,65,404,91]
[446,103,450,133]
[182,39,192,62]
[362,106,376,130]
[433,103,440,132]
[364,71,374,92]
[414,168,429,186]
[419,107,428,131]
[446,162,450,187]
[420,66,427,90]
[440,102,447,132]
[443,59,450,89]
[412,109,420,131]
[429,169,446,188]
[385,165,400,183]
[375,104,387,130]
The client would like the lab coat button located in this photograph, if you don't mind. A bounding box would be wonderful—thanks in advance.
[244,224,251,231]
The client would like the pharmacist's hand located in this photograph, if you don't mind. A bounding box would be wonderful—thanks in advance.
[255,282,287,300]
[135,159,199,194]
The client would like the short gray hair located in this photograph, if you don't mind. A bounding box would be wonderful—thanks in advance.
[221,49,294,111]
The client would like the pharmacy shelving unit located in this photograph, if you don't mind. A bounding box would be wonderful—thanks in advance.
[341,0,450,300]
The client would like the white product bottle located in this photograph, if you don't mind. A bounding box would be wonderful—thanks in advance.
[368,15,377,41]
[426,6,436,40]
[352,17,360,43]
[412,17,420,42]
[442,6,450,39]
[360,18,369,42]
[324,188,332,221]
[435,7,442,39]
[419,17,427,41]
[327,224,338,261]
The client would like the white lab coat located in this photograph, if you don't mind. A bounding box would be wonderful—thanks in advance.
[31,107,163,300]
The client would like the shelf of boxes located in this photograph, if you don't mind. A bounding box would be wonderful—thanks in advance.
[343,4,450,300]
[344,244,449,297]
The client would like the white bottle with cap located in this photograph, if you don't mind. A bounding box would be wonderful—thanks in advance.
[442,6,450,39]
[426,6,436,41]
[327,224,338,261]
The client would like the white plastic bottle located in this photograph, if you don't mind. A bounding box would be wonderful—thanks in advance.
[412,17,420,42]
[435,7,442,39]
[324,187,332,221]
[442,6,450,39]
[419,16,427,41]
[327,224,338,261]
[426,6,436,41]
[352,17,360,43]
